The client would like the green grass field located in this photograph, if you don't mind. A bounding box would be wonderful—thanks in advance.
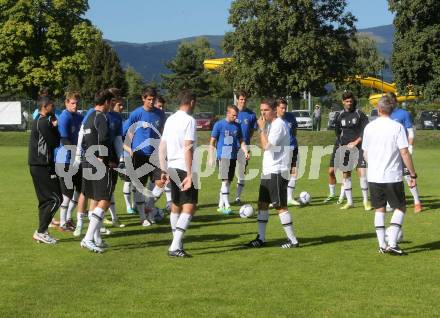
[1,131,440,317]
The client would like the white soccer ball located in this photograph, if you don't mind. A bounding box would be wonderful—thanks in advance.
[152,207,165,222]
[239,204,254,218]
[299,191,311,205]
[385,227,404,243]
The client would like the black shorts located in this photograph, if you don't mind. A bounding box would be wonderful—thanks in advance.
[218,158,237,182]
[168,168,198,206]
[81,162,117,201]
[132,152,162,185]
[290,147,299,169]
[369,182,406,211]
[330,144,366,169]
[258,173,288,208]
[58,163,82,197]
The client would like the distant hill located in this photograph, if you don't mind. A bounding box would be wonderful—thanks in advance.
[108,24,395,82]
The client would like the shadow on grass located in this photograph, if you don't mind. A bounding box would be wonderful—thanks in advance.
[110,233,245,251]
[270,232,376,248]
[405,240,440,254]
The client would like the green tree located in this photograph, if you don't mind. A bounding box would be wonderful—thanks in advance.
[67,38,127,100]
[0,0,101,98]
[124,65,145,106]
[161,37,215,98]
[223,0,357,97]
[389,0,440,100]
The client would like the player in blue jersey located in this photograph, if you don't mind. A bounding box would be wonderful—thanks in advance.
[234,91,257,204]
[54,91,83,232]
[277,98,301,206]
[102,93,126,228]
[388,92,422,213]
[209,105,249,214]
[124,87,166,226]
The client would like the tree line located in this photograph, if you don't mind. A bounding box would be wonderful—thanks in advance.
[0,0,438,106]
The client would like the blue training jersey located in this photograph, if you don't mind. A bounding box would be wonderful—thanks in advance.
[236,108,257,145]
[390,108,413,129]
[281,112,298,148]
[54,110,83,164]
[107,111,123,142]
[211,119,243,160]
[81,108,95,125]
[123,106,165,156]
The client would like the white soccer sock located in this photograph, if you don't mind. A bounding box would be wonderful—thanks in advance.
[257,210,269,242]
[287,176,296,201]
[218,191,223,208]
[134,190,146,221]
[344,178,353,205]
[406,176,421,204]
[170,212,180,237]
[76,212,84,229]
[388,209,405,247]
[236,180,245,199]
[123,182,132,209]
[221,181,230,208]
[329,184,336,196]
[360,176,369,202]
[374,211,386,249]
[108,193,118,222]
[169,213,192,251]
[60,194,70,227]
[278,211,298,244]
[84,207,105,242]
[152,185,164,201]
[66,191,79,220]
[165,183,172,203]
[339,180,346,202]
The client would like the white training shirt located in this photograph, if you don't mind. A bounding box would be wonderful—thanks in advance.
[262,117,291,175]
[162,110,197,172]
[362,116,409,183]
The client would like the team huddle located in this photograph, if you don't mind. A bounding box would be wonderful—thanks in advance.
[28,87,421,257]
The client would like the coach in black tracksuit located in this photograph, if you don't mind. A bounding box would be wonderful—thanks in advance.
[28,96,62,243]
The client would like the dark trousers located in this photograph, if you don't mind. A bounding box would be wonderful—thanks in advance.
[313,117,321,131]
[30,165,62,233]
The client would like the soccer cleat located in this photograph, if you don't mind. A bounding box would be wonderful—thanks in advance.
[127,207,136,215]
[112,221,126,228]
[340,203,354,210]
[100,227,112,235]
[80,239,104,253]
[336,199,344,205]
[244,235,266,248]
[73,225,83,237]
[103,218,113,225]
[33,231,57,244]
[221,207,233,215]
[386,245,407,256]
[95,240,109,249]
[234,198,242,205]
[281,240,300,248]
[288,199,301,206]
[58,224,73,232]
[363,200,373,211]
[141,219,152,227]
[323,195,336,203]
[378,247,388,254]
[414,203,423,213]
[168,249,192,258]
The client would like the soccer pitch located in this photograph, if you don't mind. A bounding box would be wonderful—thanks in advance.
[1,131,440,317]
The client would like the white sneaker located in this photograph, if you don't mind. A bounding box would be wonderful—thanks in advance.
[73,225,83,237]
[33,231,57,244]
[80,239,104,253]
[100,227,112,235]
[141,219,152,227]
